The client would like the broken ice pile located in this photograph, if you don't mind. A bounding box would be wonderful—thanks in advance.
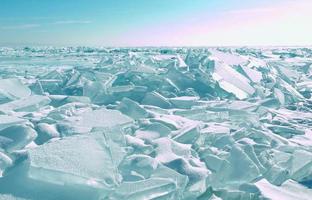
[0,46,312,200]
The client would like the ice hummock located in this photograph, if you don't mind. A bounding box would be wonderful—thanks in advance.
[0,46,311,199]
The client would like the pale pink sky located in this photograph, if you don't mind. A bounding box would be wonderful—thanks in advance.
[120,0,312,46]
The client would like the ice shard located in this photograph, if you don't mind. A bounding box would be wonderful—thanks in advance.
[0,79,31,104]
[255,179,312,200]
[0,125,37,152]
[26,132,126,195]
[212,62,255,99]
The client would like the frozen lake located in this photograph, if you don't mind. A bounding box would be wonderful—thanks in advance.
[0,46,311,200]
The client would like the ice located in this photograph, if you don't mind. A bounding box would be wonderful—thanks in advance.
[0,47,312,199]
[207,194,222,200]
[117,157,188,199]
[135,122,171,141]
[48,95,90,107]
[209,49,247,66]
[76,108,133,130]
[289,150,312,182]
[267,124,305,138]
[153,138,209,195]
[117,97,148,120]
[172,122,201,144]
[0,194,30,200]
[118,154,158,181]
[27,132,125,193]
[255,179,312,200]
[0,79,31,104]
[208,145,260,187]
[34,123,60,145]
[212,62,255,99]
[240,65,263,83]
[0,125,37,152]
[0,95,51,113]
[142,92,172,109]
[169,96,199,109]
[0,152,12,177]
[109,177,178,200]
[125,135,153,154]
[274,88,285,105]
[0,116,28,131]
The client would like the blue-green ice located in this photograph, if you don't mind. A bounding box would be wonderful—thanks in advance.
[0,47,311,200]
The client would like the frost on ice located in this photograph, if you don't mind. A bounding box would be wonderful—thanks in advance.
[0,47,311,199]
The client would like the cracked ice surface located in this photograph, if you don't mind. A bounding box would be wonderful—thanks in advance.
[0,46,312,200]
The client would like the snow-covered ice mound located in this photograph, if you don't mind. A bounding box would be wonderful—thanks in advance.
[0,46,312,200]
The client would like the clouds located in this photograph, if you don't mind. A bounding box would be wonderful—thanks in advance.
[224,7,275,15]
[52,20,92,25]
[0,20,92,31]
[0,24,40,30]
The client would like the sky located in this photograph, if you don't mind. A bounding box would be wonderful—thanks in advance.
[0,0,312,46]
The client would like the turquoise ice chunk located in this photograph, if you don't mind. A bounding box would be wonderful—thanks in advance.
[0,194,30,200]
[34,123,60,145]
[0,125,37,152]
[0,151,12,177]
[109,177,178,200]
[212,62,255,99]
[0,115,28,131]
[0,95,51,113]
[77,108,133,129]
[0,79,31,104]
[169,96,199,109]
[141,92,172,109]
[208,145,260,187]
[27,132,125,191]
[255,179,312,200]
[117,97,148,120]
